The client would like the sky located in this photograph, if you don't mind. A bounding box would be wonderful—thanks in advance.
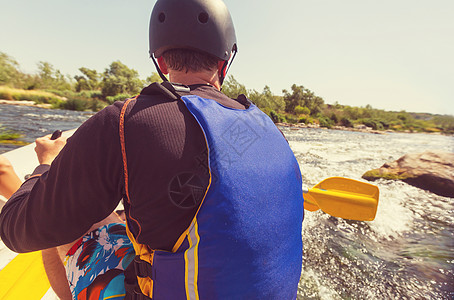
[1,0,453,115]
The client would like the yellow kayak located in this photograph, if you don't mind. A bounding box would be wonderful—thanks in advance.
[0,251,50,300]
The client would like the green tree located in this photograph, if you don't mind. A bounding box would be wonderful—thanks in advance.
[146,72,162,84]
[222,75,247,98]
[74,67,100,91]
[340,117,353,127]
[330,112,339,124]
[248,87,278,109]
[344,106,361,119]
[101,61,145,97]
[224,79,284,111]
[36,61,72,90]
[294,105,310,115]
[432,115,454,132]
[318,115,334,128]
[283,84,324,115]
[0,52,22,87]
[397,111,410,122]
[333,101,342,109]
[247,89,262,105]
[283,84,303,113]
[269,110,286,123]
[258,85,284,111]
[305,95,324,116]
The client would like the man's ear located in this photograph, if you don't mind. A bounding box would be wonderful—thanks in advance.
[157,57,169,75]
[218,60,227,77]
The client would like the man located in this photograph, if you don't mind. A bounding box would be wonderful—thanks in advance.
[0,0,304,299]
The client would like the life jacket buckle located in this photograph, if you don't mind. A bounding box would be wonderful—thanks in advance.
[133,255,153,278]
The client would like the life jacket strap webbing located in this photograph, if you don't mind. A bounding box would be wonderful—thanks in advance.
[133,255,153,278]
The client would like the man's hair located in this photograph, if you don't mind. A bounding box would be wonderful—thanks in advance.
[162,49,219,73]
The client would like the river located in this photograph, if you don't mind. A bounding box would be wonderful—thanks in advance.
[0,104,93,153]
[1,104,453,299]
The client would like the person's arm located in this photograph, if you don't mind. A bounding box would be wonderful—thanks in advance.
[42,211,124,299]
[0,155,22,199]
[42,248,72,300]
[0,103,125,253]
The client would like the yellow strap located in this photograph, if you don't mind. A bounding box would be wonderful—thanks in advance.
[184,221,200,300]
[125,222,154,298]
[0,251,50,299]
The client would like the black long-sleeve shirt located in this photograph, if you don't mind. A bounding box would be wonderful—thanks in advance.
[0,84,247,253]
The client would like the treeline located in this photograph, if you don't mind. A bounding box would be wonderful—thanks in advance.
[1,51,453,134]
[0,51,160,111]
[222,79,454,134]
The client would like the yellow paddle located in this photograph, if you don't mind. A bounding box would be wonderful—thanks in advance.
[303,177,379,221]
[0,251,51,299]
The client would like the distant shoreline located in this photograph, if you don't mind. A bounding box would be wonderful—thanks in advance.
[277,122,386,134]
[0,99,52,109]
[274,122,446,135]
[0,99,449,136]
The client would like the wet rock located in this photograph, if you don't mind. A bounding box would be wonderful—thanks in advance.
[362,151,454,197]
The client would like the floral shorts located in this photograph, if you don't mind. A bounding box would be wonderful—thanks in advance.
[64,223,135,300]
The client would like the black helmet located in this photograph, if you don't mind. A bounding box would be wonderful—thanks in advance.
[149,0,237,61]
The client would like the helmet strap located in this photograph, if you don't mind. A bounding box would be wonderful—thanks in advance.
[219,61,228,86]
[151,55,169,82]
[219,47,237,87]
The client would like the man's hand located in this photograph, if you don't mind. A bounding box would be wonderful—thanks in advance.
[35,134,67,165]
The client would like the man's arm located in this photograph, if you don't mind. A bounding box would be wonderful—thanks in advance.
[0,155,22,200]
[0,104,126,253]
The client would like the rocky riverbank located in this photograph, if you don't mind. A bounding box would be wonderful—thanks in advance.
[276,122,385,134]
[0,99,52,109]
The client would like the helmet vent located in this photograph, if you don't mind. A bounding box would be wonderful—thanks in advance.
[198,12,209,24]
[158,12,166,23]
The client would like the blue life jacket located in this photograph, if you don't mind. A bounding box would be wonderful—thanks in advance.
[121,85,304,299]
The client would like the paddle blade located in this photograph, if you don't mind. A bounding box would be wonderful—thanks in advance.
[0,251,51,299]
[303,193,320,212]
[308,177,379,221]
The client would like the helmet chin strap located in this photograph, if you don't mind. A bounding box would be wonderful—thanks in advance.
[219,47,237,87]
[151,55,169,82]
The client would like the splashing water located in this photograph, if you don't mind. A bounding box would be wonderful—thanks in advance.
[283,127,454,299]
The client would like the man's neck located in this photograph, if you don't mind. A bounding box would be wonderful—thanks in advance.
[168,69,221,90]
